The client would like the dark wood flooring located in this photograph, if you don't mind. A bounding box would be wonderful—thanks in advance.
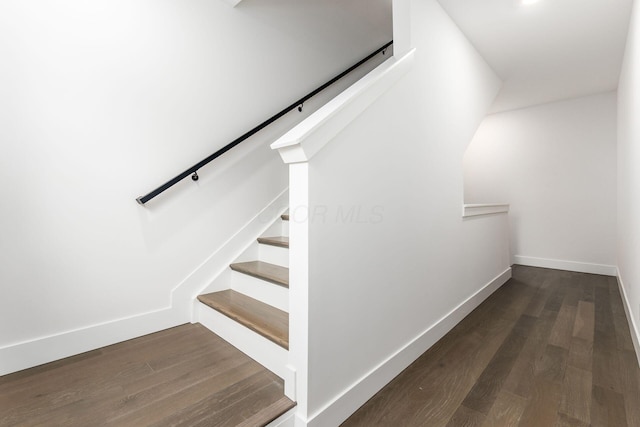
[0,324,294,426]
[343,265,640,427]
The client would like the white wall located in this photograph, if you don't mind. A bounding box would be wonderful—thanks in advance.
[618,0,640,358]
[287,0,506,423]
[0,0,391,374]
[464,92,618,274]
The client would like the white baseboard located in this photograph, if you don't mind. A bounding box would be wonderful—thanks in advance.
[0,307,185,376]
[306,267,512,427]
[514,255,617,277]
[616,270,640,368]
[462,203,509,218]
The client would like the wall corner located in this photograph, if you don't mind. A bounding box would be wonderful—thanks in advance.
[392,0,412,56]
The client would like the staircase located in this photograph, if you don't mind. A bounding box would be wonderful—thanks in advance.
[195,210,295,405]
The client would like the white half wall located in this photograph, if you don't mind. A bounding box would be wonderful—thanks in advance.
[0,0,391,374]
[617,0,640,364]
[273,0,505,423]
[464,92,618,272]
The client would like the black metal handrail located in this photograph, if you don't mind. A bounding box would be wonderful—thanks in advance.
[136,40,393,205]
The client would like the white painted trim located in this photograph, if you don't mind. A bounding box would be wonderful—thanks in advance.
[0,307,184,376]
[616,270,640,368]
[306,268,512,427]
[172,189,289,321]
[513,255,617,277]
[463,203,510,218]
[271,50,416,164]
[266,407,297,427]
[288,162,311,418]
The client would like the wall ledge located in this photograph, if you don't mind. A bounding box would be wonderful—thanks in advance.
[463,203,509,218]
[271,49,416,164]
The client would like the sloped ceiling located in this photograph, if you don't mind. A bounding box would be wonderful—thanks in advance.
[437,0,633,113]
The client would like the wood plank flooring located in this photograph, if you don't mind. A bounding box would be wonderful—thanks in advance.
[342,265,640,427]
[0,324,294,426]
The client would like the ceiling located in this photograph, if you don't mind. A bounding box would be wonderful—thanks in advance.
[437,0,633,113]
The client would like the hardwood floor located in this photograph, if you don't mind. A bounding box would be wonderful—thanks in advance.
[0,324,294,426]
[3,266,638,426]
[343,265,640,427]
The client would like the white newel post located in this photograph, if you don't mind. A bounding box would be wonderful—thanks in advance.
[286,162,311,421]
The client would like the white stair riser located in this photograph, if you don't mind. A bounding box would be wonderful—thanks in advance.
[232,243,260,264]
[262,219,287,238]
[196,303,294,399]
[261,217,288,238]
[199,268,233,297]
[266,408,296,427]
[259,243,289,268]
[230,270,289,312]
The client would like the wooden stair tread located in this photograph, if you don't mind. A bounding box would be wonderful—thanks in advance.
[258,236,289,248]
[230,261,288,288]
[237,396,296,427]
[198,290,289,349]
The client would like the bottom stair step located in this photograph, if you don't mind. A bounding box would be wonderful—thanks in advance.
[239,396,296,427]
[198,290,289,350]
